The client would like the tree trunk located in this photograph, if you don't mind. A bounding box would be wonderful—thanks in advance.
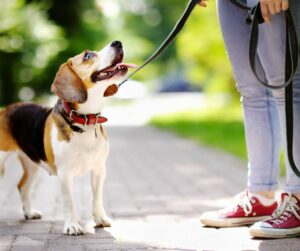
[0,52,17,106]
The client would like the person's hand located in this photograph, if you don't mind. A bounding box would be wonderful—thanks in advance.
[198,0,208,8]
[260,0,289,23]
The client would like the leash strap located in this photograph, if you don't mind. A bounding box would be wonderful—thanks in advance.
[118,0,200,87]
[229,1,298,89]
[230,0,300,177]
[249,4,298,90]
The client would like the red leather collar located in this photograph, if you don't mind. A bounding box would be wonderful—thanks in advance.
[63,101,107,125]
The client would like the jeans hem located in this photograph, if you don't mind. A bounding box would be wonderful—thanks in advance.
[248,183,278,193]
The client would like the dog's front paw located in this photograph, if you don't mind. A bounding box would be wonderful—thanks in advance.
[24,210,42,220]
[94,215,112,228]
[63,221,84,235]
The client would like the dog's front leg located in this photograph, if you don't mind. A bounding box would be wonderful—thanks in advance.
[91,166,111,227]
[59,172,83,235]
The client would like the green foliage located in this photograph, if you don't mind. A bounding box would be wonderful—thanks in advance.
[0,0,66,104]
[176,1,234,93]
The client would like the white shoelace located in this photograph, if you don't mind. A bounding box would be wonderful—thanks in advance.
[222,192,255,216]
[238,193,255,216]
[270,193,300,225]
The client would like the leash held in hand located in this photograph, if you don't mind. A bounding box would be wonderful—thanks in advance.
[231,0,300,178]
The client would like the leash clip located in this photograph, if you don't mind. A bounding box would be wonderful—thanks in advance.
[245,10,253,25]
[245,4,265,25]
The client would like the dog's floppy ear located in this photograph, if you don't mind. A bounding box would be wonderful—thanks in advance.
[51,62,88,103]
[104,84,118,97]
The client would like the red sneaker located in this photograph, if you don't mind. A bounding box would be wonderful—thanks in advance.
[250,193,300,238]
[200,191,277,227]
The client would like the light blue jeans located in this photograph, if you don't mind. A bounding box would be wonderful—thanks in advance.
[217,0,300,193]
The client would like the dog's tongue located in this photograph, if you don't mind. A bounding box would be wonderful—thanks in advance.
[118,63,137,68]
[105,63,137,72]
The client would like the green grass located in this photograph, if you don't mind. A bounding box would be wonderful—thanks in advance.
[151,104,247,159]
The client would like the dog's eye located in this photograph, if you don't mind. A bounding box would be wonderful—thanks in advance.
[83,51,95,61]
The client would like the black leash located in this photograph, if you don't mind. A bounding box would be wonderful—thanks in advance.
[248,3,298,90]
[230,0,300,177]
[118,0,200,87]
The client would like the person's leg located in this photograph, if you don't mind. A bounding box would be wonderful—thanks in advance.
[219,0,281,194]
[200,0,280,228]
[253,0,300,195]
[250,0,300,238]
[285,65,300,195]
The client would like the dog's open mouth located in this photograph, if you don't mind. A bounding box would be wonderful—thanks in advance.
[91,62,137,82]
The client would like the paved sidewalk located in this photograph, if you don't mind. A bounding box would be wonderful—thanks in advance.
[0,126,299,250]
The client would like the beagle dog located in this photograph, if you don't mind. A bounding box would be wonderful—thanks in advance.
[0,41,135,235]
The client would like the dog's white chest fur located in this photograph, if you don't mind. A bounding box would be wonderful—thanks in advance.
[51,125,109,176]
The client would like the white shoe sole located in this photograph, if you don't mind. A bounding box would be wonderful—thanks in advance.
[200,216,271,228]
[250,225,300,239]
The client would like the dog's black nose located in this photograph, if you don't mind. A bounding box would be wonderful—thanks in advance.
[111,41,122,49]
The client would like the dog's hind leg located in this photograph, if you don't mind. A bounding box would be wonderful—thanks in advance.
[91,165,111,228]
[18,153,42,220]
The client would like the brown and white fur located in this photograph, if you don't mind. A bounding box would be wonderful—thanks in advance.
[0,41,131,235]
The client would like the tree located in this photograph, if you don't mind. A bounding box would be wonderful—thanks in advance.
[0,0,65,105]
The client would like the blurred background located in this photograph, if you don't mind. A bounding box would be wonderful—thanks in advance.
[0,0,237,102]
[0,0,256,167]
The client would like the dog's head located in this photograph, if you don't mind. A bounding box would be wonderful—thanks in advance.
[51,41,135,104]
